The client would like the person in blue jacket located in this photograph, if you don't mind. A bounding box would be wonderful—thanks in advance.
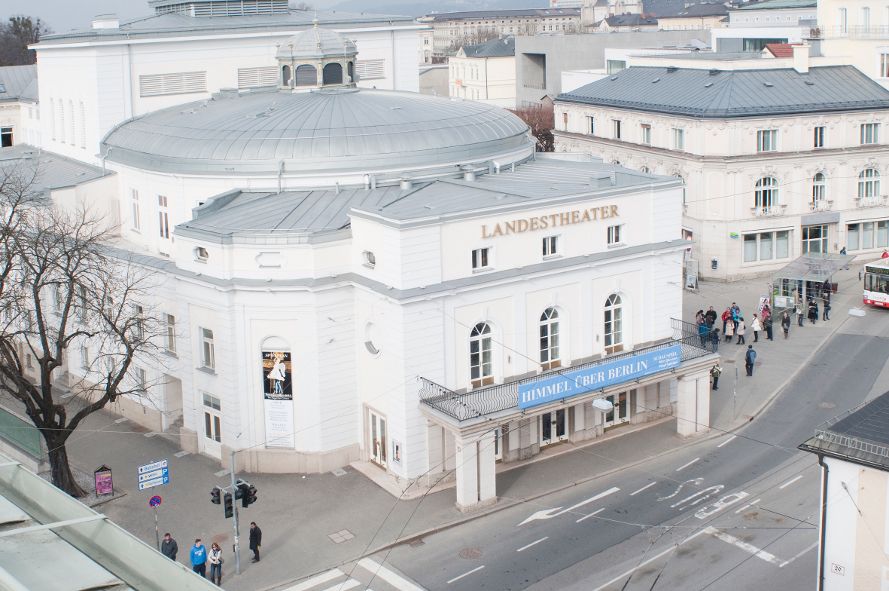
[190,538,207,578]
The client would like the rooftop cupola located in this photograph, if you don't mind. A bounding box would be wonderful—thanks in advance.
[276,21,358,91]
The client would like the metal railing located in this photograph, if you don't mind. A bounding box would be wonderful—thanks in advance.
[814,402,889,460]
[419,318,712,422]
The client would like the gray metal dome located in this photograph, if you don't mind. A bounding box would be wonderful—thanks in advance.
[275,23,357,60]
[100,87,533,177]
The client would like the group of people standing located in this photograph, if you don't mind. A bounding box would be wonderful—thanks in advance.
[159,522,262,587]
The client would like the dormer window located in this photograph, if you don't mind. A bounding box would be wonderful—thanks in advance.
[194,246,209,262]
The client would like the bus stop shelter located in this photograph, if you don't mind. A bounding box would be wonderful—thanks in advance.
[771,253,854,311]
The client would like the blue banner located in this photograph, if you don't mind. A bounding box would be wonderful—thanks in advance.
[518,344,682,409]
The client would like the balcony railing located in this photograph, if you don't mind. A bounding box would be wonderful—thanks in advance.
[810,199,833,212]
[828,25,889,39]
[751,204,787,217]
[857,195,887,208]
[419,318,713,423]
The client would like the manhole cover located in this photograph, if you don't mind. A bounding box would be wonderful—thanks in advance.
[819,402,837,409]
[458,547,482,560]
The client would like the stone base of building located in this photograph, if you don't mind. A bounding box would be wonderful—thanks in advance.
[226,443,361,474]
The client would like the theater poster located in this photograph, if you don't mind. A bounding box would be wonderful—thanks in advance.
[262,351,294,448]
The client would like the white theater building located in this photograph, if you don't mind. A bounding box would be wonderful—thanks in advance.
[21,17,716,508]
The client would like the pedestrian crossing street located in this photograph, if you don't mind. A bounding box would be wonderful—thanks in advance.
[282,558,426,591]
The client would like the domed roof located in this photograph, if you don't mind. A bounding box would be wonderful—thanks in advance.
[100,88,533,178]
[276,22,357,60]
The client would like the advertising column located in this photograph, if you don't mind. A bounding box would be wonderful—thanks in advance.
[262,351,295,448]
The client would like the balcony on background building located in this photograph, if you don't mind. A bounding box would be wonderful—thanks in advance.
[419,319,713,423]
[829,25,889,39]
[857,195,887,208]
[751,204,787,217]
[810,199,833,212]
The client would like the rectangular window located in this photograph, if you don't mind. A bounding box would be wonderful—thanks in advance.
[80,345,89,370]
[200,327,215,370]
[202,393,221,443]
[471,247,490,271]
[612,119,621,140]
[158,195,170,239]
[135,367,147,392]
[672,128,685,151]
[862,6,871,29]
[814,126,825,148]
[878,221,889,247]
[757,129,778,152]
[134,304,144,340]
[165,313,176,353]
[760,232,773,259]
[743,231,792,262]
[542,235,559,257]
[640,124,651,145]
[861,123,880,145]
[882,53,889,78]
[0,127,12,148]
[586,115,595,135]
[607,224,622,246]
[863,221,875,249]
[839,8,848,33]
[848,223,860,250]
[131,189,141,231]
[776,230,790,258]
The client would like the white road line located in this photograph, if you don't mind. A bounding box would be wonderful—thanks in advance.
[779,475,803,490]
[717,435,737,448]
[576,508,605,523]
[704,526,782,566]
[591,529,709,591]
[779,542,819,568]
[630,482,657,496]
[734,498,761,514]
[676,458,700,472]
[517,537,549,552]
[320,579,361,591]
[283,569,346,591]
[358,558,425,591]
[447,565,485,585]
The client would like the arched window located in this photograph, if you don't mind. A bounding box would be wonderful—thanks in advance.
[859,168,880,199]
[348,61,355,82]
[295,64,317,87]
[282,65,291,87]
[604,294,623,354]
[812,172,826,207]
[754,177,778,211]
[539,308,560,370]
[323,62,343,85]
[469,323,493,388]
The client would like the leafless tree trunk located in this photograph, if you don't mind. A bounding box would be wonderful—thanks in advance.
[0,161,162,496]
[511,104,555,152]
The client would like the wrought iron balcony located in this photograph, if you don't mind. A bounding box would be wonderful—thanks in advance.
[810,199,833,212]
[857,195,887,208]
[419,318,713,422]
[751,204,787,217]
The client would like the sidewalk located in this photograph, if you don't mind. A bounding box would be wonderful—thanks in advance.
[60,264,868,591]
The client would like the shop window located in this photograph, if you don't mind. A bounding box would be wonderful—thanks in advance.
[743,230,790,262]
[604,294,623,354]
[802,224,828,254]
[539,307,560,370]
[469,322,493,388]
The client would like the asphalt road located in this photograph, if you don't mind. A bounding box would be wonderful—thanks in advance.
[365,315,889,591]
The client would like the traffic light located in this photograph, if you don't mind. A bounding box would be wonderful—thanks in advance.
[234,479,246,500]
[238,480,258,508]
[223,491,233,519]
[210,486,221,505]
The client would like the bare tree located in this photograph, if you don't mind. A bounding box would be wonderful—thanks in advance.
[511,104,555,152]
[0,16,51,66]
[0,162,162,496]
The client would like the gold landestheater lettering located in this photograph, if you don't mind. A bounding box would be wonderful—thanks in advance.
[479,205,620,239]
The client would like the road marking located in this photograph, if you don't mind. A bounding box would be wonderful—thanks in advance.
[577,508,605,523]
[114,417,128,424]
[358,558,425,591]
[694,491,750,520]
[734,498,761,514]
[447,566,485,585]
[676,458,700,472]
[717,435,737,448]
[518,487,620,525]
[173,450,190,458]
[283,569,345,591]
[779,475,803,490]
[779,542,819,568]
[630,482,657,496]
[320,579,361,591]
[517,537,549,552]
[658,478,704,501]
[591,529,709,591]
[704,526,782,566]
[671,485,723,510]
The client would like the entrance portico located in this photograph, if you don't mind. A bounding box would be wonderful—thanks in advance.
[420,319,716,511]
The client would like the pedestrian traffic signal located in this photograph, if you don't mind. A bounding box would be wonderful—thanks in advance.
[223,491,233,518]
[210,486,221,505]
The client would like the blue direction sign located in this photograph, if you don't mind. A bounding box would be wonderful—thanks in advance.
[137,459,170,491]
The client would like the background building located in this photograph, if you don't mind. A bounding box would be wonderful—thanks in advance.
[449,37,517,107]
[712,0,817,52]
[815,0,889,88]
[0,65,38,148]
[657,2,729,30]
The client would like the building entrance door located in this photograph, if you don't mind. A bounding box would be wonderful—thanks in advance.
[368,409,387,467]
[540,409,567,446]
[604,391,629,427]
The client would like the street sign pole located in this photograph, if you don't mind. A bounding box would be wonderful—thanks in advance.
[153,505,160,550]
[230,450,241,575]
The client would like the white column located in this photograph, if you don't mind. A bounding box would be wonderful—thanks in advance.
[454,432,498,511]
[677,371,711,437]
[695,375,711,434]
[477,431,496,504]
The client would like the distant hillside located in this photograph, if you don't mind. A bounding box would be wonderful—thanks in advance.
[331,0,550,18]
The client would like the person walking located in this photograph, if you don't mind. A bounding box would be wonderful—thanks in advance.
[710,328,720,352]
[751,314,762,343]
[781,311,791,339]
[161,533,178,561]
[249,522,262,563]
[710,362,722,391]
[745,345,757,377]
[736,317,746,345]
[190,539,208,578]
[208,542,223,585]
[823,299,831,321]
[797,304,804,327]
[724,318,734,342]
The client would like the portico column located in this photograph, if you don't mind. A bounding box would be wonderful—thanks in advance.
[677,370,711,436]
[455,431,497,512]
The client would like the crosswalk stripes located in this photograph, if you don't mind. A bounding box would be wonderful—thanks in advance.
[281,559,426,591]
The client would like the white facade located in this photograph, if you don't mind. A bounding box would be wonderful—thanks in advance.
[449,50,517,107]
[817,0,889,88]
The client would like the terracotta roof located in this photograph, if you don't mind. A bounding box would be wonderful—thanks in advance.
[764,43,797,58]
